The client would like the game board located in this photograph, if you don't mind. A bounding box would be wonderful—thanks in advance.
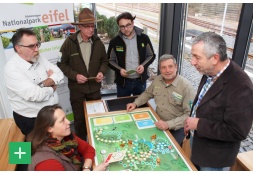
[88,109,192,171]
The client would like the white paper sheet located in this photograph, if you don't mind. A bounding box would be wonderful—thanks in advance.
[86,102,106,114]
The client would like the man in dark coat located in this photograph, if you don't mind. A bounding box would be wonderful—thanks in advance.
[184,32,253,171]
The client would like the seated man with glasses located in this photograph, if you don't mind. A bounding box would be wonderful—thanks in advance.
[107,12,156,97]
[4,28,64,137]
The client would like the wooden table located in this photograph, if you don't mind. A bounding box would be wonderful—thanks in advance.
[0,118,25,170]
[231,150,253,171]
[83,97,197,171]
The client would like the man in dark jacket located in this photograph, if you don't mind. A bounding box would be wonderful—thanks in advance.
[107,12,156,97]
[184,32,253,171]
[57,8,108,140]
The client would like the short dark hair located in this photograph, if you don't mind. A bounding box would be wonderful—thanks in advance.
[11,28,35,52]
[116,12,136,25]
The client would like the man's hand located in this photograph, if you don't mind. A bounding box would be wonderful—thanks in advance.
[126,103,137,112]
[39,69,56,87]
[136,65,144,74]
[184,117,199,135]
[120,69,129,77]
[154,120,169,131]
[76,74,87,84]
[95,72,104,83]
[42,78,55,87]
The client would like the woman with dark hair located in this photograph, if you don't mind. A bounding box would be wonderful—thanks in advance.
[27,104,108,171]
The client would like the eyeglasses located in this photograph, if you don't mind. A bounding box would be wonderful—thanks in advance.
[18,42,41,50]
[119,23,132,30]
[81,24,95,29]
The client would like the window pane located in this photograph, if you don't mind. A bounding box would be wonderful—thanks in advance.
[244,34,253,83]
[241,23,253,153]
[181,3,242,89]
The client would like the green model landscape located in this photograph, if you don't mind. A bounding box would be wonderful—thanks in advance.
[88,110,191,171]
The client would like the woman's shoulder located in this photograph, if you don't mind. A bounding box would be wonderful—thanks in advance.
[32,145,58,160]
[34,159,65,171]
[29,146,63,171]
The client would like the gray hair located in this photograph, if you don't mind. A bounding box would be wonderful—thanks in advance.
[158,54,177,67]
[192,32,227,61]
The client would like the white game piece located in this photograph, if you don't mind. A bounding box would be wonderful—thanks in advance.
[101,150,107,155]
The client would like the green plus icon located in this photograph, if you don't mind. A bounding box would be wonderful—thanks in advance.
[9,142,31,164]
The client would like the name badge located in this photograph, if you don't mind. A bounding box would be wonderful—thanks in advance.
[116,46,124,52]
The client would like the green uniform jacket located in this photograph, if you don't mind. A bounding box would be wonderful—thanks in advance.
[133,75,196,130]
[57,31,108,98]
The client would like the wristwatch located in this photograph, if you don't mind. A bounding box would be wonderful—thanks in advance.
[83,166,91,170]
[38,82,45,88]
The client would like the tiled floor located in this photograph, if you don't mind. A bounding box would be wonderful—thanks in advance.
[240,127,253,153]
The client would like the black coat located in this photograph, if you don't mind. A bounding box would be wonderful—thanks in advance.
[107,27,155,87]
[191,60,253,167]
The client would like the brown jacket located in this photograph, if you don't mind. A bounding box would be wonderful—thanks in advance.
[191,60,253,167]
[57,31,108,100]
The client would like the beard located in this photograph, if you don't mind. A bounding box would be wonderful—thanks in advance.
[123,29,134,38]
[31,53,40,63]
[198,65,215,76]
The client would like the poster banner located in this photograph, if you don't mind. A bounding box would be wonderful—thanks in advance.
[0,3,74,31]
[0,3,75,121]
